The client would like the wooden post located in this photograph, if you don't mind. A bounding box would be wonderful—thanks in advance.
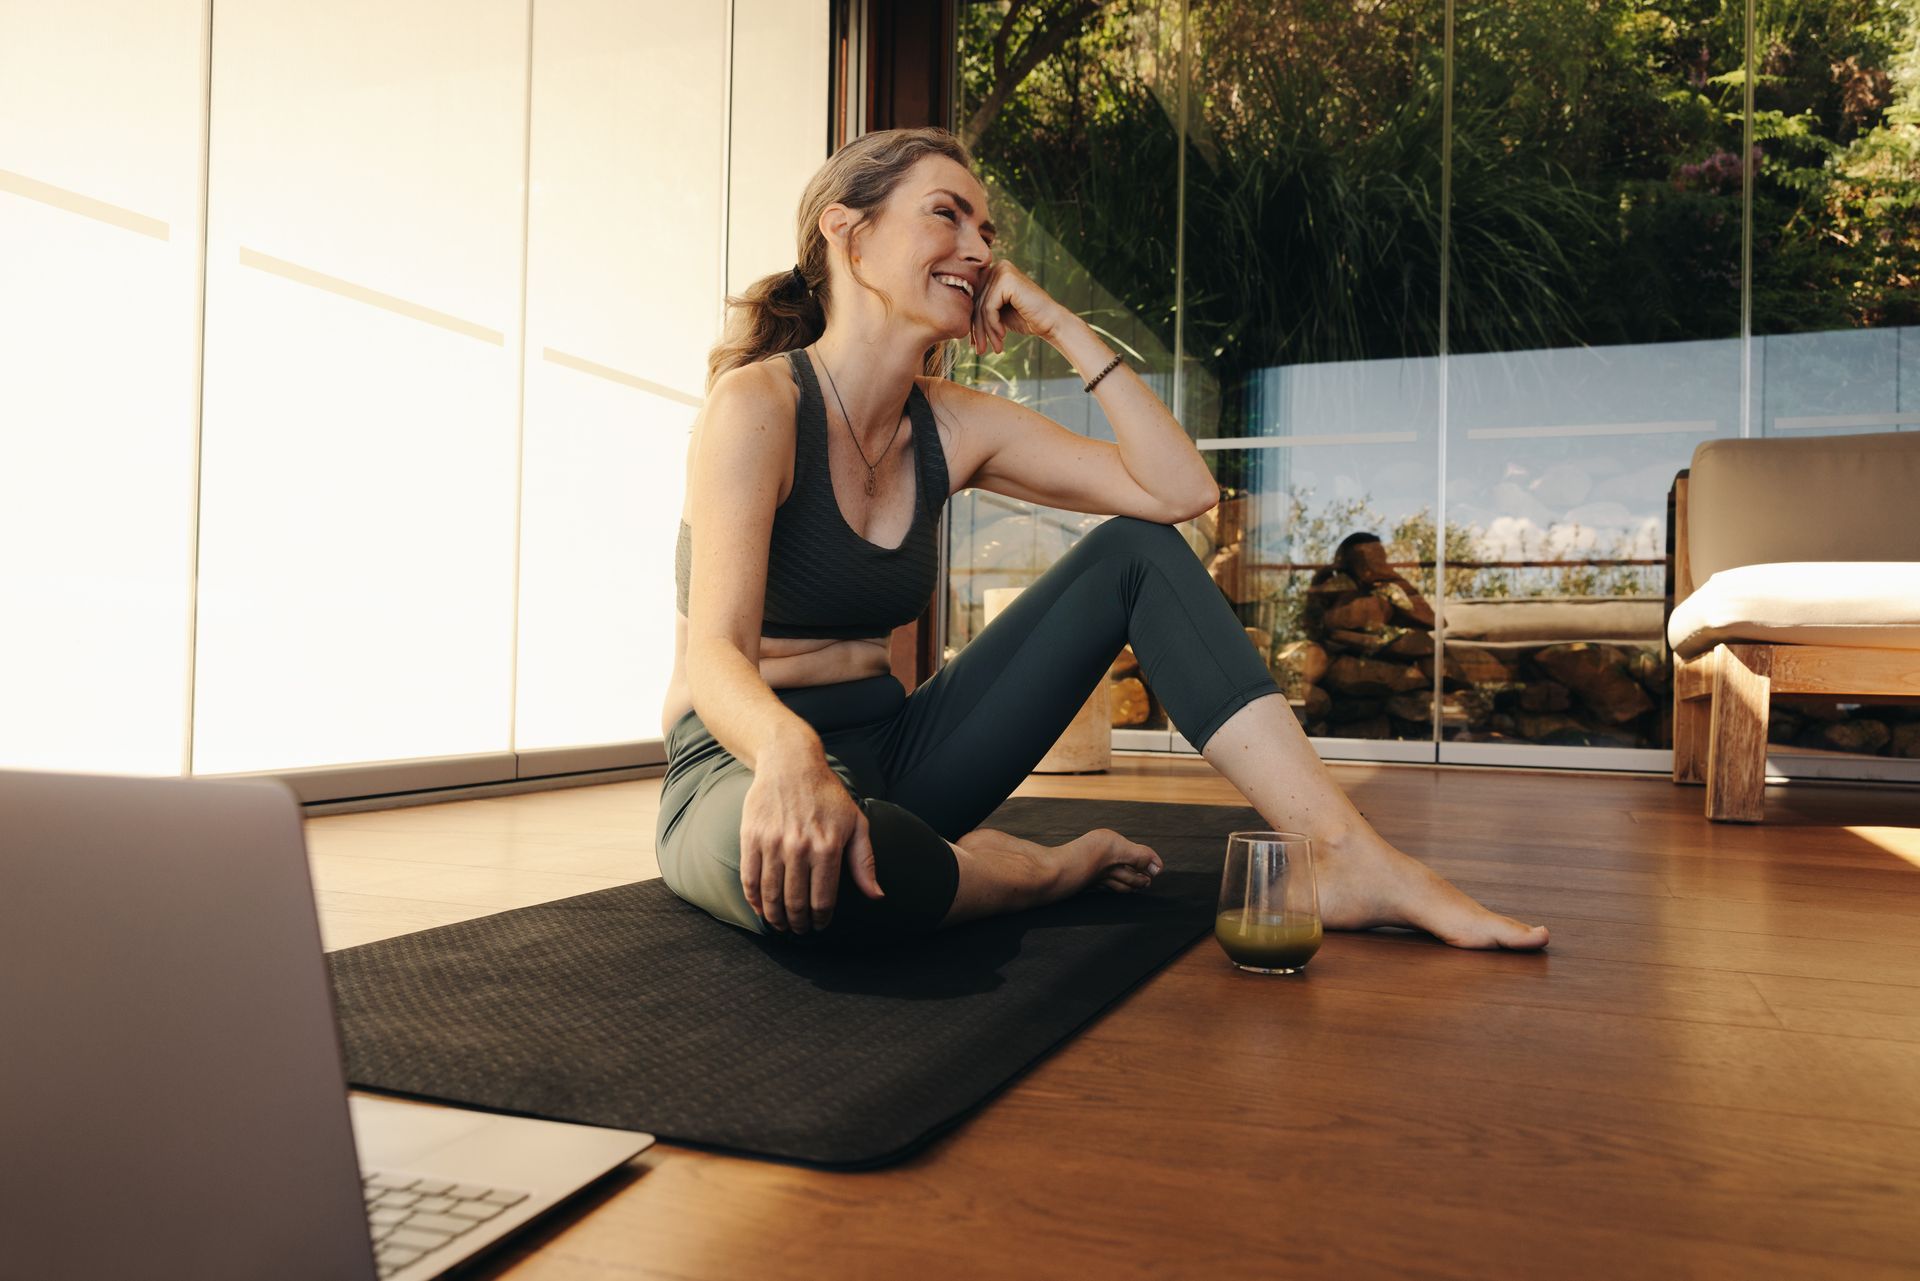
[1705,644,1772,823]
[1672,678,1710,785]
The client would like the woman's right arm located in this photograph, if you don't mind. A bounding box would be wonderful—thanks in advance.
[682,364,823,772]
[683,364,884,934]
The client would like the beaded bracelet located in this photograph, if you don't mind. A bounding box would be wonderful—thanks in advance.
[1083,353,1124,393]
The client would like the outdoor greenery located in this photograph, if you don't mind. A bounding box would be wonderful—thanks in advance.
[959,0,1920,386]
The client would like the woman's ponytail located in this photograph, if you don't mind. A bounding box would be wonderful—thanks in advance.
[706,261,827,391]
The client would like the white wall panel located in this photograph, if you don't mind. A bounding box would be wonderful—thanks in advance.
[726,0,832,295]
[193,0,528,773]
[0,0,209,774]
[511,0,729,751]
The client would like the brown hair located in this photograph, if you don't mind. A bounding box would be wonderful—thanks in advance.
[704,126,975,392]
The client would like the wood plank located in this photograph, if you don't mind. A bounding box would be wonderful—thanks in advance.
[301,759,1920,1278]
[1751,973,1920,1043]
[1771,645,1920,698]
[1673,686,1709,782]
[1673,472,1693,603]
[1708,643,1772,821]
[1675,649,1714,701]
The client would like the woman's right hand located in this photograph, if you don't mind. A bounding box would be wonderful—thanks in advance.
[738,752,885,934]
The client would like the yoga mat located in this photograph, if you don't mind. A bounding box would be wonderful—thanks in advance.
[326,796,1260,1169]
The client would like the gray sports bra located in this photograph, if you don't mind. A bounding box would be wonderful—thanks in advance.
[675,348,948,640]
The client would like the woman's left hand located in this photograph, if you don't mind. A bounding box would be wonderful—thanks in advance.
[971,260,1068,355]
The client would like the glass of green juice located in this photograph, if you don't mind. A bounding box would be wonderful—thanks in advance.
[1215,831,1321,974]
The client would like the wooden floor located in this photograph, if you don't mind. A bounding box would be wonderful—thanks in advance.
[308,759,1920,1279]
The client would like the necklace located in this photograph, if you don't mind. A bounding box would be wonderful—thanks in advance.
[812,344,907,497]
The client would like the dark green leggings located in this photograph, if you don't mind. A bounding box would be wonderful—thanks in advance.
[654,514,1283,949]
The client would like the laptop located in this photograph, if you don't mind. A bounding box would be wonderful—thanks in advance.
[0,768,655,1281]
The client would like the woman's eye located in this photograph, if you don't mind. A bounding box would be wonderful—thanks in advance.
[935,208,956,221]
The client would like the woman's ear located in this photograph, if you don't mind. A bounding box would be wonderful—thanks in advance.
[817,203,854,254]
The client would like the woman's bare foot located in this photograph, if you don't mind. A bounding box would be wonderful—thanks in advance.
[1314,829,1549,950]
[1061,827,1164,894]
[954,826,1163,905]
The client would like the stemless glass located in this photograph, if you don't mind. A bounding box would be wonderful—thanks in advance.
[1215,831,1322,974]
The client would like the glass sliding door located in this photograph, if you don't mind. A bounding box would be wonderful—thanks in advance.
[1438,0,1746,767]
[946,0,1916,782]
[1176,0,1447,760]
[1747,0,1920,773]
[949,0,1188,746]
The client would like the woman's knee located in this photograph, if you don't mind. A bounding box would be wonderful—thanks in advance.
[1078,513,1196,565]
[777,797,960,950]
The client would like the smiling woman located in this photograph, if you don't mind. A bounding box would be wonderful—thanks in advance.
[653,125,1551,960]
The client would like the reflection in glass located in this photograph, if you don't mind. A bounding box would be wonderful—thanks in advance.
[1746,0,1920,764]
[1440,0,1747,752]
[950,1,1186,731]
[1178,0,1449,743]
[949,0,1920,772]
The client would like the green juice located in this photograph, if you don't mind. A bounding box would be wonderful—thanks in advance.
[1215,908,1322,970]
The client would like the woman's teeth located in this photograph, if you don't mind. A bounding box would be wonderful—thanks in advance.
[934,274,973,297]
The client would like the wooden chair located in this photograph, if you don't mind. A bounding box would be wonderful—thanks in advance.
[1668,431,1920,822]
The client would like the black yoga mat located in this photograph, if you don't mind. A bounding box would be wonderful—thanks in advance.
[326,795,1260,1169]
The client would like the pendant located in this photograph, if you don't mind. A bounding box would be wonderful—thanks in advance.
[864,470,876,496]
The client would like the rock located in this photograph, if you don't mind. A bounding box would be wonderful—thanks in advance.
[1327,628,1392,655]
[1327,656,1429,697]
[1799,701,1847,723]
[1383,628,1435,658]
[1387,692,1435,723]
[1628,648,1669,692]
[1208,540,1265,606]
[1339,715,1393,739]
[1328,696,1385,723]
[1534,643,1654,724]
[1273,640,1329,694]
[1809,718,1891,755]
[1514,712,1585,741]
[1423,646,1513,687]
[1768,706,1804,745]
[1520,680,1571,713]
[1109,676,1150,727]
[1322,594,1393,632]
[1892,723,1920,758]
[1301,684,1332,720]
[1109,644,1139,678]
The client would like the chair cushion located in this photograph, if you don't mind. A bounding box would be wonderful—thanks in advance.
[1443,597,1665,647]
[1668,562,1920,658]
[1687,432,1920,585]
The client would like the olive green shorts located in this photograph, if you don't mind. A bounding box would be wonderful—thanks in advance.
[654,515,1283,950]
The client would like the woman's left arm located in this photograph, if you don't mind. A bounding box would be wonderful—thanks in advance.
[972,260,1217,515]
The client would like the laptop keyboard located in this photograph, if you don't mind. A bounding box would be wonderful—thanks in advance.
[361,1168,531,1277]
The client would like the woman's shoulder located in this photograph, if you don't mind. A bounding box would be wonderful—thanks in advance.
[699,358,803,441]
[713,352,803,404]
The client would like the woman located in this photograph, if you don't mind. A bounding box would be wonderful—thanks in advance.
[657,126,1549,953]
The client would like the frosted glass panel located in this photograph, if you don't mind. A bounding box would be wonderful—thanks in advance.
[0,0,208,774]
[513,0,738,750]
[193,0,527,774]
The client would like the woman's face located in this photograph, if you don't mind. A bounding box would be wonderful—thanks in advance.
[832,154,996,341]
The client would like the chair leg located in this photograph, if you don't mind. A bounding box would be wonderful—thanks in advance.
[1672,682,1709,786]
[1705,644,1772,823]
